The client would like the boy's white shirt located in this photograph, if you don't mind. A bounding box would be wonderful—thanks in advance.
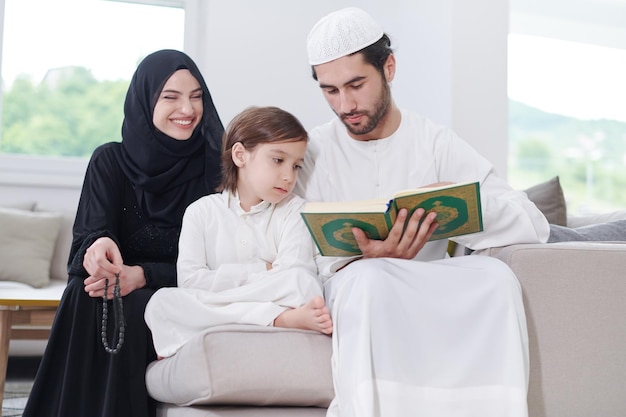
[147,190,323,358]
[176,190,320,292]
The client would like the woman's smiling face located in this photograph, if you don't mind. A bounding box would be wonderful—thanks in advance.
[152,69,203,140]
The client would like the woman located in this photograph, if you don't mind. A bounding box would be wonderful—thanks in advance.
[23,49,224,417]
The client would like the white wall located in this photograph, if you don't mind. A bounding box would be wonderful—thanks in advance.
[0,154,85,212]
[0,0,509,206]
[451,1,509,178]
[185,0,509,177]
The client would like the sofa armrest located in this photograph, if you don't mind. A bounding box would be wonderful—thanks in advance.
[480,241,626,274]
[477,242,626,417]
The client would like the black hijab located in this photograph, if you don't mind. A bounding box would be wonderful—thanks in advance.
[118,49,223,226]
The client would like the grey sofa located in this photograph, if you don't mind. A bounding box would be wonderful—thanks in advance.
[149,239,626,417]
[148,177,626,417]
[3,179,625,417]
[485,241,626,417]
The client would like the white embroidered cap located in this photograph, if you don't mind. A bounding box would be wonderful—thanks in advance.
[307,7,384,65]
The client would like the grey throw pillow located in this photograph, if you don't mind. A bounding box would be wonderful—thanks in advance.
[0,207,63,287]
[524,176,567,226]
[549,220,626,243]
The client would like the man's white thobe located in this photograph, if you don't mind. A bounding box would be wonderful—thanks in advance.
[296,110,550,417]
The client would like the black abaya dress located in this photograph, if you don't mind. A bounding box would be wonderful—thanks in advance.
[23,143,211,417]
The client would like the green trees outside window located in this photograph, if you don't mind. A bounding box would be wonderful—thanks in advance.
[1,67,128,157]
[509,100,626,214]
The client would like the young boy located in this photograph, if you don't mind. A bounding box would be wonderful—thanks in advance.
[145,106,332,359]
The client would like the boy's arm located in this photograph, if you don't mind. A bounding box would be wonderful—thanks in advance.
[176,200,266,291]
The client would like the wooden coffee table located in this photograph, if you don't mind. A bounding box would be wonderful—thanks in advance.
[0,286,63,415]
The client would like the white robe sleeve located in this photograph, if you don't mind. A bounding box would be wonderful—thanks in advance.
[245,197,322,302]
[431,126,550,249]
[176,199,266,292]
[177,194,322,302]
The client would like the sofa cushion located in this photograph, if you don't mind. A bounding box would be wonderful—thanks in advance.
[146,324,333,407]
[567,208,626,229]
[0,207,63,287]
[481,241,626,417]
[0,201,37,211]
[524,176,567,226]
[0,278,67,300]
[34,207,75,281]
[548,219,626,243]
[156,403,327,417]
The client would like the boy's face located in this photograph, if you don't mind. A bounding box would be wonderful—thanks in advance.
[314,53,394,140]
[235,139,307,209]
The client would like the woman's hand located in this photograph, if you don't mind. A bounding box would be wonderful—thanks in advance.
[83,237,146,298]
[352,208,439,259]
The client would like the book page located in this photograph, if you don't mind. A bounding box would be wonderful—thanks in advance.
[391,181,474,199]
[302,198,390,214]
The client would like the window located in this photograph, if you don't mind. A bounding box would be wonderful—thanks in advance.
[0,0,184,159]
[508,33,626,215]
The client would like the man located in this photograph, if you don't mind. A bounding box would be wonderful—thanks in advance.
[295,7,550,417]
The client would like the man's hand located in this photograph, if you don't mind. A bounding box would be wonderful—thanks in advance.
[352,208,439,259]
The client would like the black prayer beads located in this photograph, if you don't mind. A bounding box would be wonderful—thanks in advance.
[101,273,126,354]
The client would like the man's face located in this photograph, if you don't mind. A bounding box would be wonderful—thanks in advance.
[314,54,392,140]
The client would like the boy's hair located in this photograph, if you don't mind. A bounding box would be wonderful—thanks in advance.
[311,34,394,81]
[218,106,308,193]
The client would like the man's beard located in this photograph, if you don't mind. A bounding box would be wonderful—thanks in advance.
[340,81,391,136]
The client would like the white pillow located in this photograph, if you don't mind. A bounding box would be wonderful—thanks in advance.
[567,209,626,229]
[34,207,75,281]
[0,207,62,287]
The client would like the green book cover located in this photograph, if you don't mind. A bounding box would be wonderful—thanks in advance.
[301,181,483,257]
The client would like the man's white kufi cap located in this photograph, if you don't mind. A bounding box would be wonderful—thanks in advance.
[307,7,384,65]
